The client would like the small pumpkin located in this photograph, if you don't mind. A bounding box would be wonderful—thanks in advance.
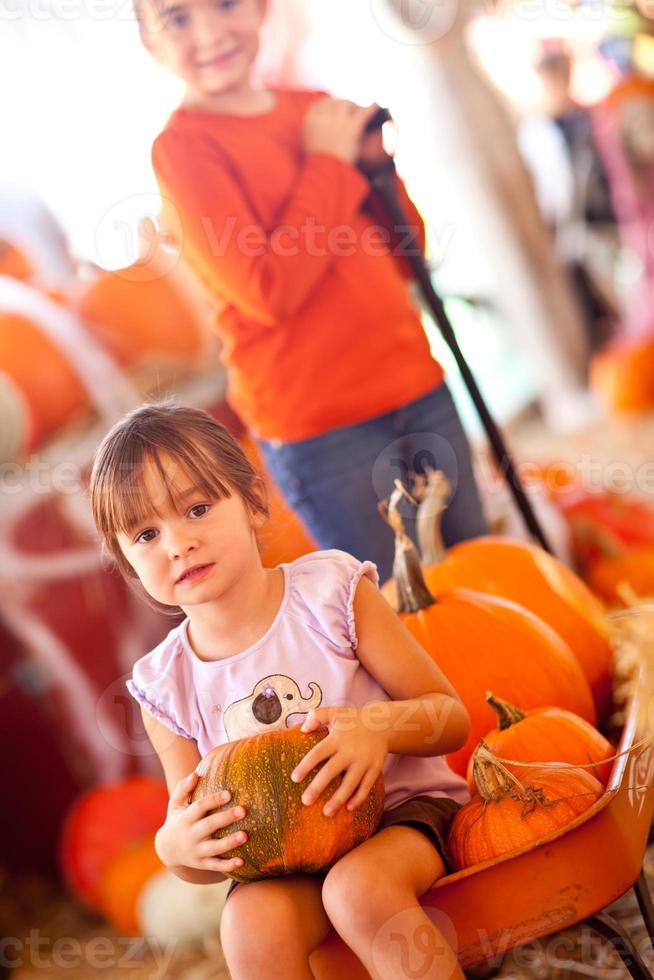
[383,471,614,721]
[465,692,614,792]
[590,336,654,415]
[448,742,604,870]
[99,836,163,935]
[559,489,654,567]
[586,545,654,605]
[379,483,596,777]
[191,725,385,883]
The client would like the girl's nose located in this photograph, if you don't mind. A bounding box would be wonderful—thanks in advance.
[165,527,198,559]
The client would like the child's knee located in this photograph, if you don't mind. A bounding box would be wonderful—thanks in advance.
[220,876,329,963]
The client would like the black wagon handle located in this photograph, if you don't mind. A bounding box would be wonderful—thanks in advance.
[365,157,553,554]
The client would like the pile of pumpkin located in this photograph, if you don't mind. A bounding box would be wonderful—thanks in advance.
[536,469,654,608]
[182,470,619,883]
[58,775,230,938]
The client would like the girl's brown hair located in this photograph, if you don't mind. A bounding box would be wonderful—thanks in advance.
[90,401,268,585]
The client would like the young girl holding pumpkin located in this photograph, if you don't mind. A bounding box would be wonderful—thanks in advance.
[133,0,488,582]
[90,402,470,979]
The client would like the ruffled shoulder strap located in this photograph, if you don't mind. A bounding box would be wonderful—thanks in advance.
[286,549,379,653]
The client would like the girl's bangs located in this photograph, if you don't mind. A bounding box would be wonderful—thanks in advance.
[104,442,231,536]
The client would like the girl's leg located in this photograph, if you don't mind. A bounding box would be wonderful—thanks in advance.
[321,825,465,980]
[220,873,330,980]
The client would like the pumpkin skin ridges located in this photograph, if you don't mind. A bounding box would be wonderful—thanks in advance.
[448,753,603,869]
[465,695,614,792]
[191,726,384,883]
[399,589,596,777]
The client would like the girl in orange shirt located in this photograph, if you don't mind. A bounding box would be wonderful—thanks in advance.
[136,0,487,582]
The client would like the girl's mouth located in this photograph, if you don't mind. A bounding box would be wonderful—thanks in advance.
[201,49,239,68]
[176,563,215,586]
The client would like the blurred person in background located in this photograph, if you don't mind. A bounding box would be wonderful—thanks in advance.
[519,43,620,358]
[130,0,488,582]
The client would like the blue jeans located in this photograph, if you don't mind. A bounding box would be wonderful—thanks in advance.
[257,384,488,583]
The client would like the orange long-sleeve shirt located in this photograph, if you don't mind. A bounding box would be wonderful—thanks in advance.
[152,87,443,441]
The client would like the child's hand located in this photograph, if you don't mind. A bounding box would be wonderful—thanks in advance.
[290,707,388,817]
[155,772,249,875]
[357,127,395,178]
[303,97,381,166]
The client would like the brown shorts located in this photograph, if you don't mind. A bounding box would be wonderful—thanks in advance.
[225,794,460,902]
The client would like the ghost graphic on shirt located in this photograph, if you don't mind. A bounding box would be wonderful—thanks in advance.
[223,674,323,741]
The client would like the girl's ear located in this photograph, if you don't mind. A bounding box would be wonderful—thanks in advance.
[247,477,269,529]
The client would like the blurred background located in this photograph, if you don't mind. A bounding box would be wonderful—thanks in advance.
[4,0,654,975]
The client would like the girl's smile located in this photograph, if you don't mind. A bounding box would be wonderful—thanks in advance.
[175,562,216,586]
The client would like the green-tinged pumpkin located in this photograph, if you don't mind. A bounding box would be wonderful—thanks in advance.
[191,725,385,883]
[449,742,604,870]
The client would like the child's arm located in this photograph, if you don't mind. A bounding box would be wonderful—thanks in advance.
[153,126,371,327]
[293,577,470,818]
[350,576,470,756]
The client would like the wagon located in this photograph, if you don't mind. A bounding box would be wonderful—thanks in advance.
[309,616,654,979]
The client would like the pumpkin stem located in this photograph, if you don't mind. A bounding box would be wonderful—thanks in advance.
[570,516,625,562]
[415,468,451,565]
[485,691,526,731]
[379,481,436,613]
[471,740,526,801]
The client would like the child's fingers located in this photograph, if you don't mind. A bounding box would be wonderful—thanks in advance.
[187,788,233,820]
[169,771,199,806]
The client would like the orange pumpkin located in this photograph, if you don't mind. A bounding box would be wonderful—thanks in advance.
[465,693,614,792]
[0,239,33,281]
[448,742,604,870]
[381,485,596,776]
[586,545,654,605]
[191,725,384,883]
[590,336,654,414]
[0,312,88,443]
[99,837,163,935]
[58,776,168,909]
[384,472,613,721]
[74,260,206,370]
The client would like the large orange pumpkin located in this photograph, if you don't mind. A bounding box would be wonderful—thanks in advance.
[381,486,596,776]
[449,742,604,870]
[384,472,613,721]
[465,693,614,792]
[99,836,163,935]
[74,260,207,370]
[58,776,168,909]
[191,725,384,883]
